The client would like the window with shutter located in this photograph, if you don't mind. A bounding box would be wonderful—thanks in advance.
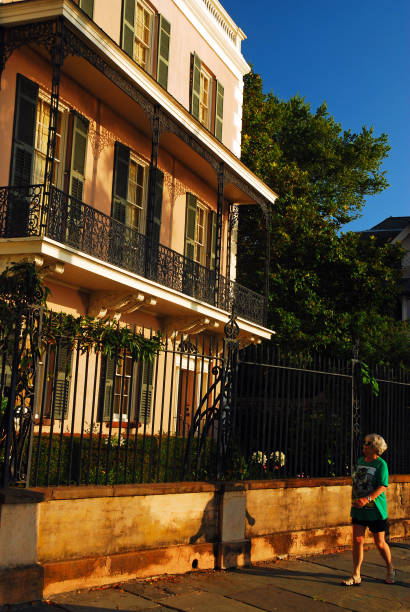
[9,74,38,187]
[48,344,72,421]
[121,0,136,58]
[135,1,155,72]
[7,75,38,237]
[32,94,67,189]
[69,114,88,202]
[190,54,201,121]
[215,81,224,142]
[99,355,116,422]
[157,16,170,89]
[149,166,164,245]
[209,210,217,270]
[79,0,94,18]
[112,141,130,225]
[138,359,154,424]
[65,113,88,247]
[98,355,150,424]
[112,142,148,232]
[184,193,197,261]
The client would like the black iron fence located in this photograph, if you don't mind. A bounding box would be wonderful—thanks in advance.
[230,345,410,479]
[1,309,409,488]
[0,185,265,325]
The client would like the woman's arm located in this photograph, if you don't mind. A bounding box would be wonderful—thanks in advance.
[352,485,387,508]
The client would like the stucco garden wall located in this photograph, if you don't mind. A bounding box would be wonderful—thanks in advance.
[0,476,409,604]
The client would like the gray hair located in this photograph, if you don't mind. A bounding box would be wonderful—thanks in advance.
[365,433,388,455]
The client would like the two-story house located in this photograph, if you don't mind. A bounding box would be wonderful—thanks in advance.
[359,216,410,322]
[0,0,277,439]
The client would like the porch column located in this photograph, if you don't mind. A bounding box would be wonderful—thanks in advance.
[145,105,161,277]
[262,203,270,326]
[215,162,224,306]
[42,17,65,231]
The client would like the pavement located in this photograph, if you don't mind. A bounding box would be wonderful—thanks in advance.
[3,541,410,612]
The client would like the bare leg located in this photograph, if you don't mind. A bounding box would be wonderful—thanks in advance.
[352,524,366,579]
[342,524,365,584]
[373,531,393,579]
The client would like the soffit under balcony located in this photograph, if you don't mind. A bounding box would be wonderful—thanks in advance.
[27,43,258,203]
[30,43,153,139]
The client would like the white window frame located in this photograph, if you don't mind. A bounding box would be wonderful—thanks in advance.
[126,154,149,234]
[134,0,155,74]
[33,91,68,189]
[199,65,212,130]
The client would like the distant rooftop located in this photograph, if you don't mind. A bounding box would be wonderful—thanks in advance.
[359,216,410,244]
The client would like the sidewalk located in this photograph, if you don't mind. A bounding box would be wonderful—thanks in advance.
[3,541,410,612]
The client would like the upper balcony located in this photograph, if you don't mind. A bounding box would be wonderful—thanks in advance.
[0,184,266,326]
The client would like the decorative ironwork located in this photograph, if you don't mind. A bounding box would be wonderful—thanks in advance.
[61,27,155,118]
[0,185,43,238]
[0,305,43,487]
[226,203,238,280]
[145,106,161,275]
[183,308,240,478]
[0,185,266,324]
[214,162,224,304]
[224,167,271,219]
[0,20,57,83]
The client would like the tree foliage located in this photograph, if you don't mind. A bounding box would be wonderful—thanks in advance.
[238,70,409,366]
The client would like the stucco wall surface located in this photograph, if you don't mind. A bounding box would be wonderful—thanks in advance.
[37,490,218,562]
[246,485,351,537]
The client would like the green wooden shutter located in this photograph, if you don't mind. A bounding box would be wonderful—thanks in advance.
[190,54,201,120]
[121,0,135,58]
[79,0,94,18]
[210,210,217,270]
[138,359,154,424]
[9,74,38,186]
[149,166,164,244]
[157,15,170,89]
[112,141,130,224]
[215,81,224,141]
[100,356,116,422]
[52,345,72,420]
[184,193,197,260]
[69,113,89,201]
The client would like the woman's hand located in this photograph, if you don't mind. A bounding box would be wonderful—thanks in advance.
[352,497,369,508]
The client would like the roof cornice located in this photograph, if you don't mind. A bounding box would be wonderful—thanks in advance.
[172,0,250,78]
[0,0,277,204]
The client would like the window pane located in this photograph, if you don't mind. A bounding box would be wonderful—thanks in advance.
[127,158,146,233]
[33,98,63,186]
[135,2,152,71]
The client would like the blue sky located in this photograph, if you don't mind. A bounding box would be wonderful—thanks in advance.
[221,0,410,232]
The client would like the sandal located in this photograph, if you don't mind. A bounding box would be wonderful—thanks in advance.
[341,576,362,586]
[385,568,395,584]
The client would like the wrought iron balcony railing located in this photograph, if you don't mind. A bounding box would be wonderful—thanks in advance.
[0,185,266,325]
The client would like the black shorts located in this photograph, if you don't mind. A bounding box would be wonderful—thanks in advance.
[352,518,388,533]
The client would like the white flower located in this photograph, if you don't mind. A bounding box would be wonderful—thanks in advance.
[270,451,286,467]
[251,451,267,465]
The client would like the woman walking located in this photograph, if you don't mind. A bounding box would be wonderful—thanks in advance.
[342,433,395,586]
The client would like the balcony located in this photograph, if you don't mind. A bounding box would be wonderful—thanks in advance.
[0,185,266,326]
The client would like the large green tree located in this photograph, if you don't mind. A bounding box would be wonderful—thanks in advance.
[238,70,409,365]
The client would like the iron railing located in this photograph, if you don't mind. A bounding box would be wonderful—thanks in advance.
[0,185,266,325]
[232,345,410,479]
[1,308,409,488]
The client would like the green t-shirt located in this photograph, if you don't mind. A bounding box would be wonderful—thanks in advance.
[351,456,388,521]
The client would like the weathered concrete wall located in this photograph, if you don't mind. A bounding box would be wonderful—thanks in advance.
[0,476,409,603]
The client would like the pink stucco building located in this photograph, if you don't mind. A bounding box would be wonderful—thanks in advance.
[0,0,277,436]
